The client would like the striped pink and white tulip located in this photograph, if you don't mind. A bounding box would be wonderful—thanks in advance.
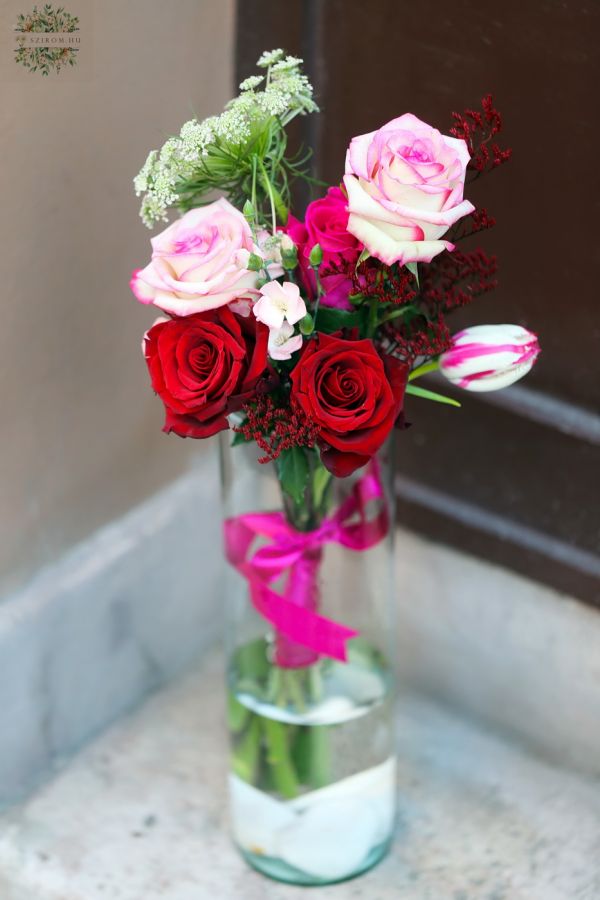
[439,324,540,392]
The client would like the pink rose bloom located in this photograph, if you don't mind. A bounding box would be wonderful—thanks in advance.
[344,113,475,266]
[305,187,361,266]
[282,187,361,310]
[305,186,362,310]
[130,198,259,316]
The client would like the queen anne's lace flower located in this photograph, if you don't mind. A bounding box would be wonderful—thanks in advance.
[272,56,303,72]
[257,48,284,67]
[239,75,264,91]
[133,51,317,227]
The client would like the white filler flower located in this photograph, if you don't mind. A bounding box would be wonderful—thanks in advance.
[253,281,307,329]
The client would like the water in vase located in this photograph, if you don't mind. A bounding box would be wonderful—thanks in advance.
[227,636,396,885]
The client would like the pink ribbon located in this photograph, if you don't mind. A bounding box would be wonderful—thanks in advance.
[223,462,389,667]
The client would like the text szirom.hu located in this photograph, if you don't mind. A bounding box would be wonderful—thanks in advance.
[14,33,82,48]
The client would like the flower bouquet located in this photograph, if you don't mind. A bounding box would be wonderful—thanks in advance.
[131,50,539,885]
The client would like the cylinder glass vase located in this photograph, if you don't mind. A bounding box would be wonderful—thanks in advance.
[220,433,397,886]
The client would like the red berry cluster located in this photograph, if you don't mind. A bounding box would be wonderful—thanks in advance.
[421,248,498,313]
[450,94,512,177]
[350,260,419,306]
[235,396,321,463]
[379,314,453,364]
[446,206,497,244]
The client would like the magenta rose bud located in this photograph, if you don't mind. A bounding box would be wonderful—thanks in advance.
[304,187,361,265]
[344,113,475,266]
[282,187,362,311]
[439,324,540,392]
[305,186,362,310]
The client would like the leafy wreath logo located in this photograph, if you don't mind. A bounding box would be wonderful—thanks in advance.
[14,4,80,75]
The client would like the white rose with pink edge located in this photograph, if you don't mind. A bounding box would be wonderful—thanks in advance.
[344,113,475,266]
[130,198,261,316]
[439,324,540,392]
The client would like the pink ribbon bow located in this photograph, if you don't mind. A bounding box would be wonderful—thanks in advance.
[223,462,389,667]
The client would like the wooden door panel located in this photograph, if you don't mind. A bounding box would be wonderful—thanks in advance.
[236,0,600,604]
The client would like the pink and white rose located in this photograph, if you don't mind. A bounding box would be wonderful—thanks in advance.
[344,113,475,266]
[130,198,260,316]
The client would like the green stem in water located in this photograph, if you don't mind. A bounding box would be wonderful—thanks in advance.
[231,715,261,784]
[305,726,330,789]
[228,693,251,734]
[309,664,324,704]
[284,670,307,713]
[262,718,300,799]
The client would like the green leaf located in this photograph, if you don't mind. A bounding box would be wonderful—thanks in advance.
[379,304,417,326]
[276,446,309,506]
[405,261,419,286]
[316,306,367,334]
[355,248,370,270]
[271,183,288,225]
[246,252,264,271]
[312,462,332,511]
[405,384,461,407]
[408,360,440,382]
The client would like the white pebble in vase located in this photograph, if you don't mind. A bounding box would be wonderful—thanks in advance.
[276,798,383,881]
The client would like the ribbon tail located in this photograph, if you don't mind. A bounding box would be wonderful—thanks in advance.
[223,461,389,666]
[250,582,359,664]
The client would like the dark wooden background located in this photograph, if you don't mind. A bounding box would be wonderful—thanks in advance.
[237,0,600,604]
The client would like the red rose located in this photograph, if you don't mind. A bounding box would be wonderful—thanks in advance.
[144,308,269,438]
[290,333,409,476]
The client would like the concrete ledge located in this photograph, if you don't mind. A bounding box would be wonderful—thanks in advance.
[0,651,598,900]
[394,527,600,777]
[0,455,222,806]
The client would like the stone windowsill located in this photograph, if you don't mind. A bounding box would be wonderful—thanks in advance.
[0,650,598,900]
